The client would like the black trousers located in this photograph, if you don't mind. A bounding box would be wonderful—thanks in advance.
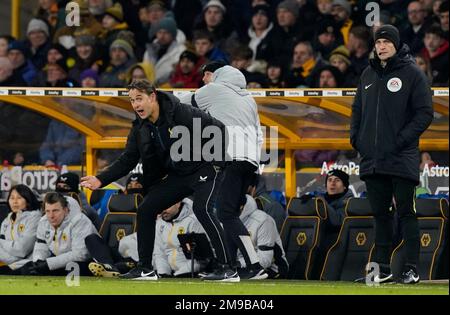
[137,163,230,268]
[364,174,419,269]
[216,160,259,268]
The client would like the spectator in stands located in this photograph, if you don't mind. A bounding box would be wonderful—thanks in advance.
[88,0,113,23]
[55,172,101,230]
[25,18,52,70]
[35,0,59,31]
[265,59,285,88]
[237,194,288,279]
[170,0,203,41]
[331,0,353,45]
[0,35,15,57]
[401,1,430,55]
[193,30,228,63]
[35,59,77,87]
[169,50,203,88]
[312,18,342,60]
[421,24,449,86]
[0,185,41,275]
[438,1,449,37]
[346,25,372,75]
[126,62,156,84]
[266,0,302,66]
[39,119,85,167]
[248,174,287,233]
[68,33,102,85]
[32,43,68,86]
[99,3,129,50]
[420,151,436,171]
[100,39,136,87]
[7,41,37,85]
[53,0,103,50]
[314,65,342,88]
[80,68,100,87]
[12,152,25,166]
[317,0,333,16]
[329,45,358,87]
[143,17,186,86]
[0,57,26,86]
[285,41,327,87]
[193,0,233,51]
[230,46,266,86]
[414,53,433,85]
[27,193,96,276]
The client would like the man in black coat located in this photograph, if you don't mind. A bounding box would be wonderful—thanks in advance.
[81,80,238,282]
[350,25,433,284]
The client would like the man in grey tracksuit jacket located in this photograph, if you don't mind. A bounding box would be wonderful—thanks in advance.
[179,64,268,279]
[30,195,97,275]
[237,195,289,279]
[0,208,41,272]
[118,198,207,277]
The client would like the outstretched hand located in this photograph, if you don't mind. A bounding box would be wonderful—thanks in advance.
[80,176,102,190]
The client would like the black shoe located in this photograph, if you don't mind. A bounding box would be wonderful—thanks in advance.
[119,266,158,280]
[398,267,420,284]
[89,262,120,278]
[202,266,240,282]
[238,268,268,280]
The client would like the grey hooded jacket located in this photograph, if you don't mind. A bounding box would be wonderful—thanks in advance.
[179,65,264,166]
[32,197,97,270]
[0,210,41,270]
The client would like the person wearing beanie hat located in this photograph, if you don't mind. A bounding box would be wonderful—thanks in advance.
[331,0,351,16]
[47,43,68,64]
[322,169,354,228]
[56,172,80,193]
[104,2,124,23]
[125,173,145,195]
[110,39,135,59]
[203,0,226,14]
[351,20,433,283]
[277,0,299,19]
[153,17,178,40]
[7,40,37,85]
[80,68,99,87]
[329,45,358,87]
[26,18,52,70]
[374,24,401,51]
[27,18,50,38]
[75,34,96,47]
[316,64,343,88]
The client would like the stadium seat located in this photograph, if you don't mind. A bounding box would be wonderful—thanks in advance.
[320,198,375,281]
[280,197,328,279]
[391,198,449,280]
[98,193,142,251]
[0,201,8,223]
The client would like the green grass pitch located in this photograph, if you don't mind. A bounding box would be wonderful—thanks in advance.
[0,277,448,295]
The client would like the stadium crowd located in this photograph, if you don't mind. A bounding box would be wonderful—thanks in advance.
[0,0,448,90]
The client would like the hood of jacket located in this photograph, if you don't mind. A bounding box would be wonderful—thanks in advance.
[369,43,415,75]
[172,198,194,223]
[239,195,258,221]
[212,65,249,97]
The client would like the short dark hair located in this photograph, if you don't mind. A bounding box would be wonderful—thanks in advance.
[200,61,227,75]
[127,79,157,95]
[7,184,40,212]
[193,30,215,43]
[44,192,68,208]
[425,23,445,38]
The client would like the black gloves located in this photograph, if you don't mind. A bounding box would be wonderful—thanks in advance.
[29,260,50,275]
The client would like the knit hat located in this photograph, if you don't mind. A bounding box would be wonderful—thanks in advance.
[332,0,352,15]
[317,65,343,87]
[48,43,69,60]
[126,173,144,188]
[179,50,198,63]
[55,172,80,193]
[80,68,99,85]
[374,24,400,51]
[75,34,96,47]
[326,169,349,189]
[105,2,124,22]
[27,18,49,37]
[110,39,135,58]
[148,0,166,11]
[203,0,226,13]
[154,17,178,39]
[252,4,272,21]
[8,40,30,58]
[277,0,299,19]
[329,45,351,65]
[317,18,339,37]
[201,60,227,75]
